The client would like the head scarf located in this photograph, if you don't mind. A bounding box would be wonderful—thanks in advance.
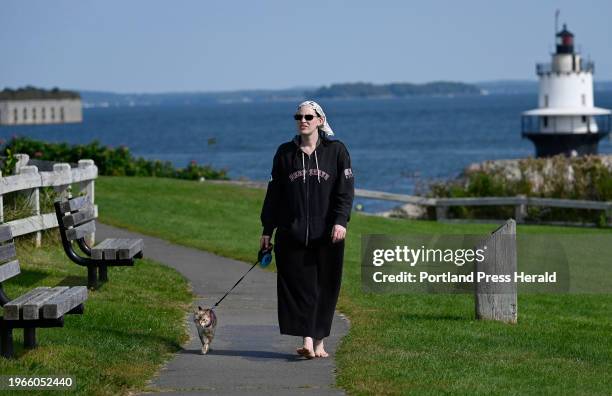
[298,100,334,136]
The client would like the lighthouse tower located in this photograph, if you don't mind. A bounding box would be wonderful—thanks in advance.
[521,24,611,157]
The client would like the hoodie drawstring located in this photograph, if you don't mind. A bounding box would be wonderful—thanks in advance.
[301,152,306,184]
[301,149,321,184]
[314,150,320,183]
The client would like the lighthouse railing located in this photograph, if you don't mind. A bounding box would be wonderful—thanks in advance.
[536,63,552,75]
[580,59,594,73]
[521,114,611,135]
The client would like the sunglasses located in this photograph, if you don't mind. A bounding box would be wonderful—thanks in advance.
[294,114,318,121]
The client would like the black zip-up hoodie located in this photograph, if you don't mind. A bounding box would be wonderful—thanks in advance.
[261,130,355,245]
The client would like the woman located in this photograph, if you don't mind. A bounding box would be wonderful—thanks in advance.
[260,100,354,359]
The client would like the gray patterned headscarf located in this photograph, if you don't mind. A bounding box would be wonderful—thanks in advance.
[298,100,334,136]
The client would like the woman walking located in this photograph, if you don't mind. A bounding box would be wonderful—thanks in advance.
[260,100,354,358]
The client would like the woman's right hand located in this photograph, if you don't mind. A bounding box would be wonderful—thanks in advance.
[260,235,271,250]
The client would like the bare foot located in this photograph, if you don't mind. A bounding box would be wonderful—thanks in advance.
[314,339,329,358]
[297,337,315,359]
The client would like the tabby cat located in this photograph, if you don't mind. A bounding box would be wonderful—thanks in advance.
[193,306,217,354]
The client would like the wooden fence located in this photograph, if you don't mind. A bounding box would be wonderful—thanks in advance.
[208,181,612,226]
[356,188,612,226]
[0,154,98,246]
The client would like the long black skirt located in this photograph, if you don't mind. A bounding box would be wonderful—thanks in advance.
[274,229,344,339]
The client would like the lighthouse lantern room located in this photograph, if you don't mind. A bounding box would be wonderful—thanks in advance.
[522,23,611,157]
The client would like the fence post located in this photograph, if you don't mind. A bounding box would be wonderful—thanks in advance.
[607,207,612,227]
[53,163,72,201]
[474,219,517,323]
[435,205,448,221]
[78,160,95,245]
[0,170,3,224]
[19,165,41,247]
[14,153,29,173]
[514,195,527,223]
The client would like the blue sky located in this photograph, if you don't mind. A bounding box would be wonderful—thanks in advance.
[1,0,611,93]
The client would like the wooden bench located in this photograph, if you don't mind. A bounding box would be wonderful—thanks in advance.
[54,196,144,289]
[0,225,88,358]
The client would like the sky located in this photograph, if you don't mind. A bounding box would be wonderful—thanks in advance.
[1,0,611,93]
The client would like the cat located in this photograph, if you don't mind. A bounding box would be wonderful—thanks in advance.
[193,306,217,354]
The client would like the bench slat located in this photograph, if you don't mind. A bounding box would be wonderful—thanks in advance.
[0,225,13,243]
[0,260,20,282]
[91,239,114,260]
[66,221,96,241]
[62,206,96,227]
[103,239,125,260]
[23,287,70,319]
[118,239,143,259]
[58,196,90,214]
[91,238,143,260]
[3,287,51,320]
[43,286,88,319]
[0,243,17,262]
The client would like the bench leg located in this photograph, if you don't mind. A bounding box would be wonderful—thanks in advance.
[24,328,36,349]
[1,327,14,358]
[98,265,108,282]
[87,266,98,289]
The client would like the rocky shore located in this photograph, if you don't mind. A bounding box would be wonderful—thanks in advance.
[380,154,612,219]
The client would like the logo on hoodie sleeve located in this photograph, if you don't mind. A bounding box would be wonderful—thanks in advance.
[344,168,353,179]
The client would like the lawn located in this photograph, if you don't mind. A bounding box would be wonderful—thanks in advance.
[95,176,612,395]
[0,232,192,396]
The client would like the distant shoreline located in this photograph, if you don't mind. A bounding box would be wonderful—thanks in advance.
[66,79,612,108]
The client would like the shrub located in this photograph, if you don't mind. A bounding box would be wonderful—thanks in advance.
[1,136,229,181]
[429,155,612,225]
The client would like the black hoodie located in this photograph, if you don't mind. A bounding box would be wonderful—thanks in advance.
[261,131,355,246]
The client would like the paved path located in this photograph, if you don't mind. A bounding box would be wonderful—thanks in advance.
[96,223,349,395]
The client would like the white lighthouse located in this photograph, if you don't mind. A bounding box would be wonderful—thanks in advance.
[522,23,611,157]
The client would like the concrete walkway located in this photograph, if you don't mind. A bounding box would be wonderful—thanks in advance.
[96,223,349,395]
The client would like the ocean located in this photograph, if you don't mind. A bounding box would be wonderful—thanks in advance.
[2,92,611,212]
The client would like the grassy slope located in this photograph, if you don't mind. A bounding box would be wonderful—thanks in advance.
[0,233,191,396]
[96,176,612,395]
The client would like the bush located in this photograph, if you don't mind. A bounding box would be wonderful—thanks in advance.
[1,136,229,181]
[429,155,612,225]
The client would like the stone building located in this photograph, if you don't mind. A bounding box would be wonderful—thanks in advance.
[0,87,83,125]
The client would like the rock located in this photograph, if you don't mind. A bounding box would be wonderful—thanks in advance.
[384,203,428,219]
[461,155,612,196]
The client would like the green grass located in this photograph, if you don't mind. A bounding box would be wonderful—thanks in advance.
[95,176,612,395]
[0,232,192,396]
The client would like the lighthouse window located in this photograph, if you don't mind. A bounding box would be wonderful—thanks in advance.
[582,116,587,124]
[543,117,548,127]
[581,94,586,106]
[544,95,549,107]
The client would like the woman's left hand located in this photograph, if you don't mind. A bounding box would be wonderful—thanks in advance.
[331,224,347,243]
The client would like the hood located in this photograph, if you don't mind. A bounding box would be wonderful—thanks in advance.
[291,130,333,184]
[292,130,332,150]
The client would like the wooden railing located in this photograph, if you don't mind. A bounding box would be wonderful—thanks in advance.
[209,181,611,226]
[0,154,98,245]
[355,188,612,226]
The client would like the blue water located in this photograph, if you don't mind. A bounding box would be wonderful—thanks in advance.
[2,93,612,212]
